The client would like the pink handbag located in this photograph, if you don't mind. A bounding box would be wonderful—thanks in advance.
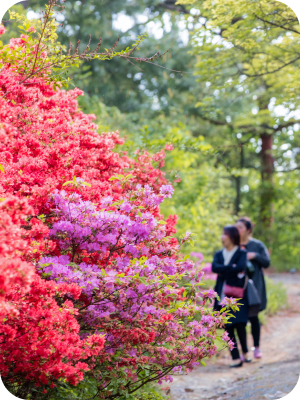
[223,277,248,299]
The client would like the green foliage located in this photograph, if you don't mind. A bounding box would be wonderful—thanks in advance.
[243,169,300,271]
[42,379,167,400]
[62,176,91,188]
[179,0,300,106]
[0,4,26,40]
[176,0,300,255]
[41,377,99,400]
[131,384,167,400]
[161,154,234,259]
[132,390,166,400]
[259,276,288,324]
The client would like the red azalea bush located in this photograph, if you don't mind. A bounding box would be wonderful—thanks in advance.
[0,197,35,314]
[0,68,167,210]
[0,21,169,214]
[0,197,105,391]
[0,22,235,399]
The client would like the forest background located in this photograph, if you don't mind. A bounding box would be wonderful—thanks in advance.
[2,0,300,271]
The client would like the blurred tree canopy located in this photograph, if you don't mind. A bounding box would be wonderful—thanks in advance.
[178,0,300,233]
[3,0,300,270]
[177,0,300,266]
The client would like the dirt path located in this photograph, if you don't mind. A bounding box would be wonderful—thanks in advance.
[169,273,300,400]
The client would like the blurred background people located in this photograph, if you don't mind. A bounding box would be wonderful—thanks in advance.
[236,217,270,359]
[212,225,250,367]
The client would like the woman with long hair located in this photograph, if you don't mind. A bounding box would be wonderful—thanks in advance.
[212,225,250,367]
[236,217,270,359]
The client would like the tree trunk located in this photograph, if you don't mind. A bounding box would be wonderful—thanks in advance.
[235,175,241,215]
[260,132,274,247]
[235,141,244,214]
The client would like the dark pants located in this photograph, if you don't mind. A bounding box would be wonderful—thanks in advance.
[249,315,260,347]
[226,323,248,360]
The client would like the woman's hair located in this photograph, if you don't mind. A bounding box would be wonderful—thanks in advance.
[223,225,240,246]
[237,216,253,233]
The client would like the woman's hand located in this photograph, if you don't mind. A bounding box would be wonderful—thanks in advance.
[247,252,256,260]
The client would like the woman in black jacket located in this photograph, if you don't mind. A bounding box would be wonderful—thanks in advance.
[212,225,250,367]
[236,217,270,359]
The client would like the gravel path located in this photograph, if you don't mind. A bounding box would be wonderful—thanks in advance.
[169,273,300,400]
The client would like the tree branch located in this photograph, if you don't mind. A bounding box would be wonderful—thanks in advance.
[199,114,231,127]
[274,119,300,131]
[254,14,300,35]
[275,166,300,173]
[242,55,300,77]
[157,1,190,14]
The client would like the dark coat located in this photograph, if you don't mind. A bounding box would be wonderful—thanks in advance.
[243,238,270,311]
[212,248,248,325]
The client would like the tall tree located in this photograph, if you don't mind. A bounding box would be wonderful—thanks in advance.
[178,0,300,246]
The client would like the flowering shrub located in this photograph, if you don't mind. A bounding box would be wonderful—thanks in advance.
[0,197,105,397]
[34,184,234,397]
[0,65,166,211]
[0,23,236,399]
[0,18,169,217]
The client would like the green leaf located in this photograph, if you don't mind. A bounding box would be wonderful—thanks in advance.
[62,181,73,186]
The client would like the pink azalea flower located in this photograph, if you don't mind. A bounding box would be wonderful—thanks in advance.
[222,331,230,342]
[165,144,174,151]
